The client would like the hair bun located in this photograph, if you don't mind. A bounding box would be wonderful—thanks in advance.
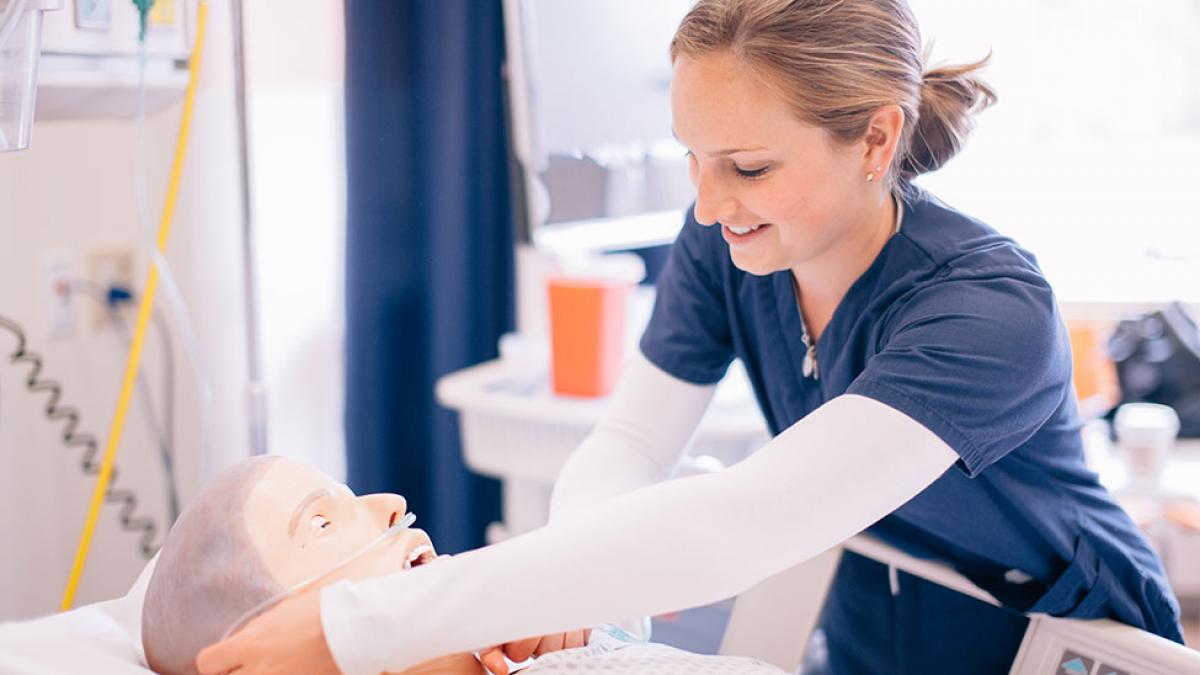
[901,54,997,179]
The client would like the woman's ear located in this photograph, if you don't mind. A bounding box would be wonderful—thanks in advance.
[863,104,905,176]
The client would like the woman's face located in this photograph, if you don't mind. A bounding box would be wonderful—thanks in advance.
[671,51,874,276]
[243,459,437,590]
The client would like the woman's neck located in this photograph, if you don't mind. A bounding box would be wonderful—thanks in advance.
[791,191,897,340]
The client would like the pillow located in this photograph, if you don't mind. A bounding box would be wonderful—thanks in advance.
[0,557,157,674]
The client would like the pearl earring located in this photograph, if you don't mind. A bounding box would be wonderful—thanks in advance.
[866,165,883,183]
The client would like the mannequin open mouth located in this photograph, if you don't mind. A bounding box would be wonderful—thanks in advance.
[403,544,436,569]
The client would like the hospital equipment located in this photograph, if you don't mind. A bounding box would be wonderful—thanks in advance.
[1114,402,1181,490]
[436,353,768,540]
[0,314,161,557]
[503,0,697,274]
[220,512,419,642]
[726,534,1200,674]
[546,254,645,398]
[0,0,58,151]
[36,0,192,119]
[61,0,210,611]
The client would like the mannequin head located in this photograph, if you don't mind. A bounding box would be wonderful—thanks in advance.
[142,457,436,675]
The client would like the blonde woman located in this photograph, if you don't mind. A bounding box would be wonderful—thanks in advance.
[198,1,1183,673]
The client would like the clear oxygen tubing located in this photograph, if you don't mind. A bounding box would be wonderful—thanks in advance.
[69,278,182,527]
[135,25,212,519]
[220,512,419,643]
[60,0,210,611]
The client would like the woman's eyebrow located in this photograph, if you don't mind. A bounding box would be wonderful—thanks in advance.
[288,488,334,538]
[671,128,766,157]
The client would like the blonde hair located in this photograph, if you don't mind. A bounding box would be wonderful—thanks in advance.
[671,0,996,183]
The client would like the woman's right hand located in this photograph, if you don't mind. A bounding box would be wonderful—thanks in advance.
[478,630,591,674]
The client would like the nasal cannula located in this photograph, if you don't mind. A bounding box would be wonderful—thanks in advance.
[221,512,419,641]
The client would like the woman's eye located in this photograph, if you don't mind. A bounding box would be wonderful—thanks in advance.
[734,164,769,180]
[310,515,333,534]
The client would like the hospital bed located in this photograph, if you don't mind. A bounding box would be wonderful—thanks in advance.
[2,534,1196,674]
[722,536,1200,674]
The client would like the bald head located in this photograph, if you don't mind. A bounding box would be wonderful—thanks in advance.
[142,456,282,675]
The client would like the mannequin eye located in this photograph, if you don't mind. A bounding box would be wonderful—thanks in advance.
[310,515,333,535]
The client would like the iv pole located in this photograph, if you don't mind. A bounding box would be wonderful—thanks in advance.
[230,0,268,456]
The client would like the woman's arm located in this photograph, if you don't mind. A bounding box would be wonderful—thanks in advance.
[549,350,718,521]
[320,393,958,674]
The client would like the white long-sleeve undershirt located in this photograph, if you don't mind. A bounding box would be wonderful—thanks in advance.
[321,354,958,675]
[548,352,718,523]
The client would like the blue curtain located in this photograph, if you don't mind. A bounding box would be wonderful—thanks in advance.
[343,0,512,553]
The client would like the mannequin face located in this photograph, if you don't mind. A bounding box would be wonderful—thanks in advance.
[243,459,437,589]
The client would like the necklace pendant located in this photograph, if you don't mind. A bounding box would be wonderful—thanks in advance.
[803,346,819,380]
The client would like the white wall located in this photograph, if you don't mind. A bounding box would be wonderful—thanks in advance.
[0,0,347,619]
[908,0,1200,305]
[0,1,249,618]
[242,0,347,480]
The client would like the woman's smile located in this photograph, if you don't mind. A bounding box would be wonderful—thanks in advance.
[720,222,772,246]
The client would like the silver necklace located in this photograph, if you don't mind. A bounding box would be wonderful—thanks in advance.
[794,193,904,381]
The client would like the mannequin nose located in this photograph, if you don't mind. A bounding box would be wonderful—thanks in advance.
[358,493,408,529]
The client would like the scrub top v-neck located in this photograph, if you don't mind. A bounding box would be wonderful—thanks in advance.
[639,181,1182,673]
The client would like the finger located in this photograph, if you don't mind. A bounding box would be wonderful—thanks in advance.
[479,648,509,675]
[503,637,541,663]
[195,639,245,675]
[533,633,565,657]
[563,630,586,650]
[584,629,593,644]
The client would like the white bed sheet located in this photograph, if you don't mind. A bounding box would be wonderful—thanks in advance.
[0,558,157,675]
[0,559,788,675]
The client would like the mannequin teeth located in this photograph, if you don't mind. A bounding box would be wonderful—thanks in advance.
[405,544,433,568]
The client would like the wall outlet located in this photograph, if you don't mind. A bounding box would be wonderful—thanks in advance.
[149,0,178,28]
[44,250,81,339]
[88,247,137,327]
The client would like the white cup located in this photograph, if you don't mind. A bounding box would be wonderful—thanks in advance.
[1113,403,1180,488]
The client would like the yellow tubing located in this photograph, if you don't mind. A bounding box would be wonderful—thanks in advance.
[60,0,209,611]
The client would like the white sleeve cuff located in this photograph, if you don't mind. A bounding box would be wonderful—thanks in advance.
[321,579,385,675]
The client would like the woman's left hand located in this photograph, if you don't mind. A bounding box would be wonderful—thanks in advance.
[195,589,338,675]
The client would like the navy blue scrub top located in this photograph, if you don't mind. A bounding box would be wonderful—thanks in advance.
[640,182,1183,672]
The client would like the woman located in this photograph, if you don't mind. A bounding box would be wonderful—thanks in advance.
[197,1,1183,673]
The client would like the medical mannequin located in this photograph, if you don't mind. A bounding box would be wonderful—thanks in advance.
[144,456,787,675]
[142,456,481,675]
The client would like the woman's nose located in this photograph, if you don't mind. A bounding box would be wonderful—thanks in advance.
[358,493,408,529]
[691,168,738,226]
